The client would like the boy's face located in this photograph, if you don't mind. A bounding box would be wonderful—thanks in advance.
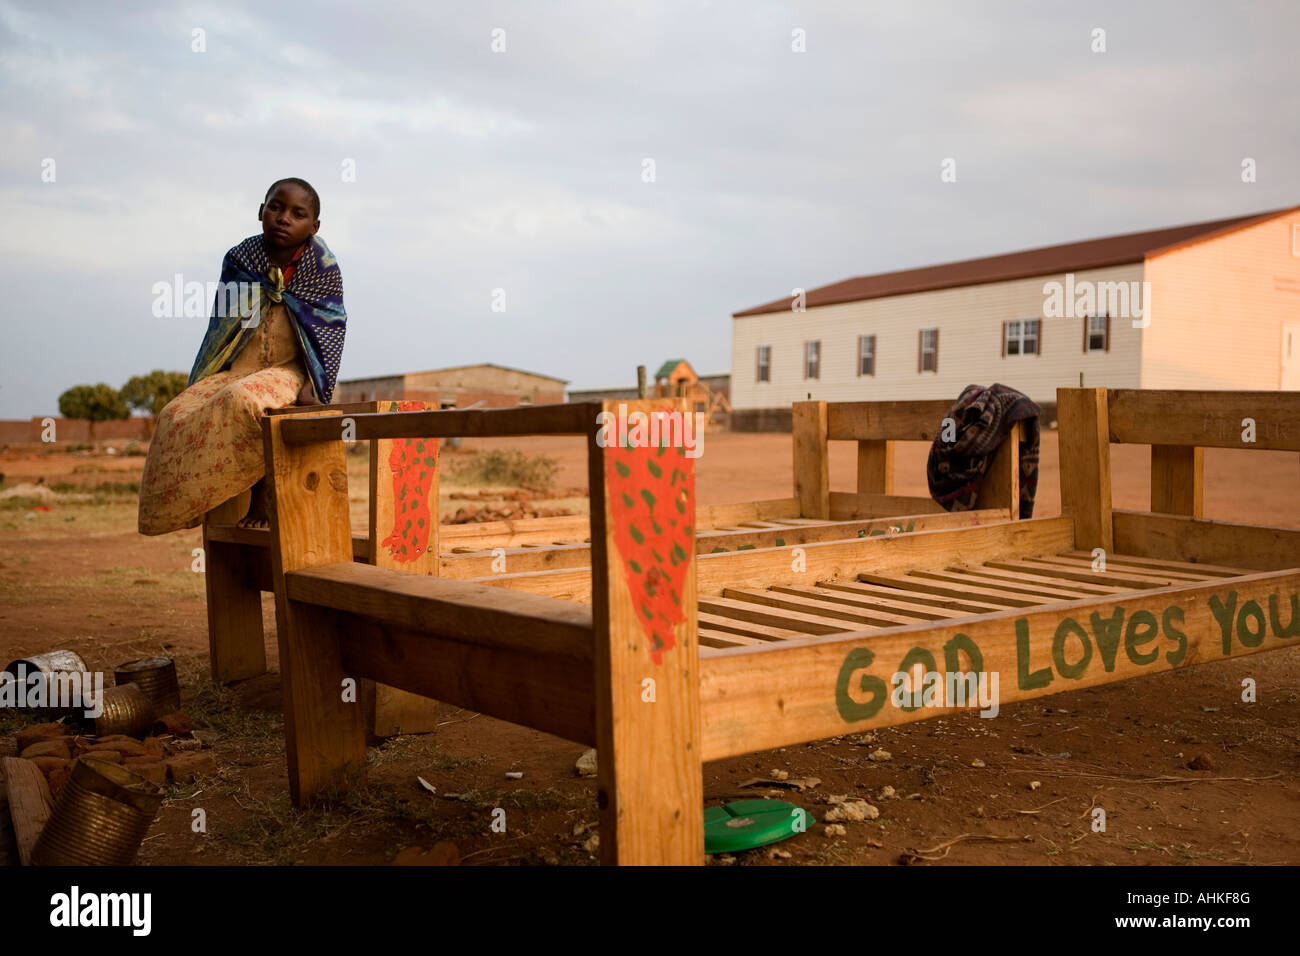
[258,183,319,251]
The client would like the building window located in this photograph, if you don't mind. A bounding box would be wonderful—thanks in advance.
[918,328,938,373]
[755,345,771,382]
[1003,319,1040,356]
[858,335,876,376]
[804,340,820,379]
[1084,313,1110,352]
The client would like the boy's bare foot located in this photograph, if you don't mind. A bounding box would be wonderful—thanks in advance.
[236,480,271,529]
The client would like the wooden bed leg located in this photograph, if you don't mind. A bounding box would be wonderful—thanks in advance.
[367,400,443,737]
[1057,388,1113,552]
[856,439,894,501]
[793,401,830,519]
[974,421,1021,519]
[589,399,703,865]
[263,416,366,806]
[1151,445,1203,517]
[203,530,267,683]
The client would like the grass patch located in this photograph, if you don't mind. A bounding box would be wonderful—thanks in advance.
[444,787,592,811]
[0,497,145,536]
[186,680,283,744]
[0,499,40,512]
[447,450,559,493]
[207,778,489,865]
[368,733,486,772]
[209,791,351,865]
[49,480,140,496]
[0,565,204,608]
[810,842,854,865]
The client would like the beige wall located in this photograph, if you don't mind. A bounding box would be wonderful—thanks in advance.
[730,264,1146,411]
[403,366,565,399]
[331,376,405,404]
[1142,213,1300,390]
[334,367,567,405]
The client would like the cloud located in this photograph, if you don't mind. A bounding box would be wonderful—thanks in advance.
[0,0,1297,414]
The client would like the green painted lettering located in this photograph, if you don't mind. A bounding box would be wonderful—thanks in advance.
[943,633,984,675]
[1052,618,1092,680]
[1089,606,1125,671]
[896,647,937,712]
[835,648,888,723]
[1016,619,1052,690]
[1123,609,1160,666]
[1208,591,1238,654]
[1162,605,1188,666]
[1268,593,1300,640]
[1236,599,1266,647]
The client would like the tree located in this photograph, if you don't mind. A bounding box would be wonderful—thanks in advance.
[121,370,189,417]
[57,383,129,443]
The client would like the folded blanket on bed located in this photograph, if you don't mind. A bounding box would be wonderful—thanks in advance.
[927,383,1040,519]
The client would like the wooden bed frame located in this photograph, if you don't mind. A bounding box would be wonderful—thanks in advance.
[202,396,1023,733]
[260,387,1299,865]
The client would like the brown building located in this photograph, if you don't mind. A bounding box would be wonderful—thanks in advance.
[333,363,568,409]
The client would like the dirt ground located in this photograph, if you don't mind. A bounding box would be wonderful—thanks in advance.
[0,429,1297,866]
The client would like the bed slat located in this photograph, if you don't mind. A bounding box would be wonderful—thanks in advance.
[856,572,1039,608]
[698,596,863,634]
[771,584,973,621]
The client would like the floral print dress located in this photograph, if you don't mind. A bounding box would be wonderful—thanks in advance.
[137,303,307,535]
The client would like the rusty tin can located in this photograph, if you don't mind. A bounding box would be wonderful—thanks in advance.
[114,657,181,717]
[94,682,155,738]
[2,649,91,717]
[31,757,164,866]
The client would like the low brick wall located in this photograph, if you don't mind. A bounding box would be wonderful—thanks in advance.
[0,417,150,444]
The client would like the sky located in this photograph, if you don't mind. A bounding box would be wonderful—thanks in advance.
[0,0,1297,417]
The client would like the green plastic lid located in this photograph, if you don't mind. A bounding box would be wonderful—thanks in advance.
[704,799,815,854]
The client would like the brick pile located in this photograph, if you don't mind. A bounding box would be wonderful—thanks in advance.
[12,714,216,796]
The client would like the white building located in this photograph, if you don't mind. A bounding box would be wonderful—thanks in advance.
[729,207,1300,429]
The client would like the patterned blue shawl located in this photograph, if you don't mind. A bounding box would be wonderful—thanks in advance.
[188,234,347,403]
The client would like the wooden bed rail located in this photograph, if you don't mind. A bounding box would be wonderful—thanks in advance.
[284,563,596,748]
[1105,389,1300,451]
[278,401,603,443]
[794,398,1023,521]
[1113,511,1300,572]
[287,563,593,657]
[286,526,1118,773]
[480,516,1077,603]
[1057,387,1300,563]
[698,566,1300,760]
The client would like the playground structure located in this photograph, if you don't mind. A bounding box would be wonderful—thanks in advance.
[651,359,731,424]
[254,387,1300,865]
